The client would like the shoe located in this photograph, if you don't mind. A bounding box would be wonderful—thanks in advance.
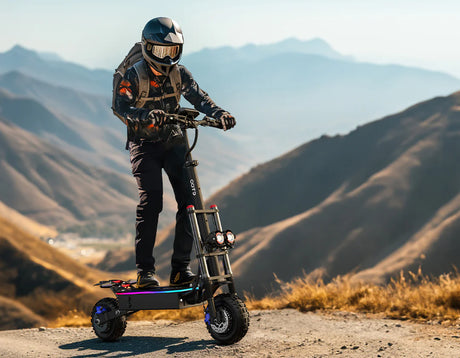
[137,270,160,288]
[170,268,196,286]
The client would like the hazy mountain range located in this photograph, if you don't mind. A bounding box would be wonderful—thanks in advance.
[100,91,460,296]
[0,39,459,239]
[1,39,459,164]
[183,38,460,160]
[0,45,109,96]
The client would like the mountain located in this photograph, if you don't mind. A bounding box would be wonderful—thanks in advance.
[2,42,460,169]
[213,91,460,295]
[0,71,115,127]
[184,49,460,161]
[0,88,92,150]
[187,37,354,64]
[0,200,56,239]
[0,85,128,173]
[37,50,64,62]
[0,215,104,329]
[0,70,254,196]
[2,42,460,191]
[103,91,460,296]
[0,114,139,232]
[0,45,110,96]
[2,41,460,237]
[0,295,44,330]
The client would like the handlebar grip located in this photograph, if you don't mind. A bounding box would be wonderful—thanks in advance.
[203,116,223,128]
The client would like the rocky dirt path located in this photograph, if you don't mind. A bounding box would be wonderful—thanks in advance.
[0,309,459,357]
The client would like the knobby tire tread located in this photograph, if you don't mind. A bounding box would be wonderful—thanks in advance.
[206,294,250,345]
[91,297,127,342]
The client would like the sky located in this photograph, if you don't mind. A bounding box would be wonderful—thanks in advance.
[1,0,460,77]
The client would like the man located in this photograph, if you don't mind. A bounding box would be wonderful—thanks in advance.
[114,17,235,288]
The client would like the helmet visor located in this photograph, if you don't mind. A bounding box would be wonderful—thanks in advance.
[149,44,181,59]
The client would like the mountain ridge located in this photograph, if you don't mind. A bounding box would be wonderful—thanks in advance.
[3,41,460,172]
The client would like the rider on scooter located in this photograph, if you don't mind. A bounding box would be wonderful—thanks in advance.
[113,17,235,288]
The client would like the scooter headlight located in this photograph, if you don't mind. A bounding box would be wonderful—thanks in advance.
[225,230,235,245]
[215,232,225,245]
[205,231,225,248]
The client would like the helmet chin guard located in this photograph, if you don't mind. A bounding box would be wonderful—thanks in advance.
[141,17,184,75]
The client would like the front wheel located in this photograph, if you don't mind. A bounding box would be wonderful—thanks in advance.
[205,294,250,345]
[91,297,126,341]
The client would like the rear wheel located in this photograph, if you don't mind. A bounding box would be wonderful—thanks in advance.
[205,294,249,345]
[91,298,126,341]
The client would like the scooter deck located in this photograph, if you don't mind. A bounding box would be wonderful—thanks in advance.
[95,279,201,310]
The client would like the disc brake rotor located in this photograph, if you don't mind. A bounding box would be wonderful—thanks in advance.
[210,307,231,334]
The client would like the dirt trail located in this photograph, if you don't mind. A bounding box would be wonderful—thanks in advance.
[0,309,459,357]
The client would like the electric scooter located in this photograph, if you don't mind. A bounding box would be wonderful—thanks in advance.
[91,108,249,345]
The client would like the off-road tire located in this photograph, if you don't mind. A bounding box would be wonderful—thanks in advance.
[206,294,250,345]
[91,298,126,341]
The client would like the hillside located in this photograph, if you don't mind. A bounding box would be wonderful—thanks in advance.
[0,71,115,127]
[0,87,128,173]
[0,70,253,196]
[0,200,56,239]
[216,91,460,294]
[0,115,139,232]
[0,215,105,330]
[102,91,460,295]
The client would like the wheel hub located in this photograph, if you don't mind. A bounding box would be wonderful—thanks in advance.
[93,315,109,332]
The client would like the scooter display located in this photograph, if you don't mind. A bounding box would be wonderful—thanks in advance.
[91,108,249,345]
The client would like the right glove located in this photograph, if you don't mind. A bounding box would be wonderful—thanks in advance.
[220,113,236,131]
[141,109,166,127]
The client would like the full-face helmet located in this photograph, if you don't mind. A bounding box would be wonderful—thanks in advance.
[141,17,184,75]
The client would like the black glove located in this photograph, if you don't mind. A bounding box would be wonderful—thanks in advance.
[140,109,166,127]
[220,113,236,131]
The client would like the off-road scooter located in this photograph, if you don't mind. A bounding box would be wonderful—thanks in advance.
[91,108,249,345]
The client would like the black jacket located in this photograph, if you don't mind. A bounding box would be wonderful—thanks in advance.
[114,60,227,143]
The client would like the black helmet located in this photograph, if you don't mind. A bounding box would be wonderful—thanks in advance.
[141,17,184,75]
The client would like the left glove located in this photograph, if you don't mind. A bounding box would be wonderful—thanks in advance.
[220,113,236,131]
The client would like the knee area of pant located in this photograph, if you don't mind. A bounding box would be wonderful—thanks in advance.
[137,192,163,213]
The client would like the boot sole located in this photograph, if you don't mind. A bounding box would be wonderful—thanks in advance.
[169,279,195,287]
[137,282,160,288]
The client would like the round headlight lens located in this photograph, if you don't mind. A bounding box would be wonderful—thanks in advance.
[216,232,225,245]
[225,231,235,244]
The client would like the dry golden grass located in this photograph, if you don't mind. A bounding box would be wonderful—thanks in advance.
[247,269,460,323]
[50,309,91,328]
[51,269,460,328]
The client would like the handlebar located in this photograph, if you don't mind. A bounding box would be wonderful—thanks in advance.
[161,109,223,158]
[164,113,223,129]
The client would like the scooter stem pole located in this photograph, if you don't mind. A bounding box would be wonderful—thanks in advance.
[182,129,220,278]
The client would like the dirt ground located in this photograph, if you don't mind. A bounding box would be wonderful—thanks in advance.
[0,309,459,357]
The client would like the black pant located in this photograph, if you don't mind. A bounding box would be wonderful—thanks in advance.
[129,140,194,272]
